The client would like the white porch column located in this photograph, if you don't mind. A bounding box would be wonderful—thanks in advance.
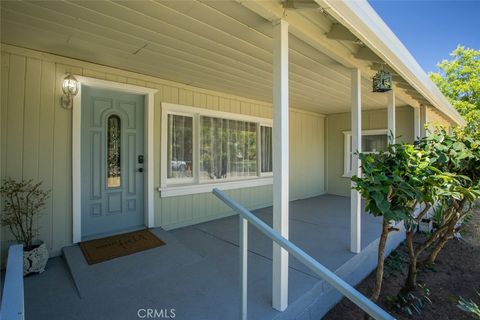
[350,68,362,254]
[387,89,396,144]
[413,107,421,140]
[420,104,428,138]
[272,18,289,311]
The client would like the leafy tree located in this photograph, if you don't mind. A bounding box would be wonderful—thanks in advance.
[429,46,480,129]
[352,142,426,301]
[413,127,480,269]
[353,127,480,301]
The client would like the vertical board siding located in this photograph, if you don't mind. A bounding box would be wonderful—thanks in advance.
[1,52,10,181]
[325,107,414,197]
[6,54,25,180]
[22,58,41,179]
[52,64,72,252]
[0,52,10,267]
[0,46,325,259]
[37,60,56,254]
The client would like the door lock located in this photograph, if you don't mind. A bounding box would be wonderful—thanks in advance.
[137,168,144,173]
[138,155,144,164]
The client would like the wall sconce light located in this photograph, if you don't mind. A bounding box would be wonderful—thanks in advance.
[61,73,79,109]
[372,70,392,92]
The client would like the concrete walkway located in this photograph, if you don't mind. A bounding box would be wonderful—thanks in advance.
[19,194,400,320]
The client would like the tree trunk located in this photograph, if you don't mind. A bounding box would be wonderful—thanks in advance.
[371,218,390,302]
[403,230,417,293]
[421,220,456,266]
[423,234,451,266]
[404,258,417,293]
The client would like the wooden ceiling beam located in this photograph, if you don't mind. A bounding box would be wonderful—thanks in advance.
[326,23,358,42]
[354,46,383,63]
[282,0,320,10]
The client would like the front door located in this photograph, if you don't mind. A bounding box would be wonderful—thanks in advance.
[81,86,145,240]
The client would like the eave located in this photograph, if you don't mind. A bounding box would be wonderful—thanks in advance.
[315,0,465,126]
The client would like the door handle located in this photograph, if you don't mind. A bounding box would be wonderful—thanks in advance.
[137,168,144,173]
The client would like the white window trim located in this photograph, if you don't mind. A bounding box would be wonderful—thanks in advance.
[160,103,273,197]
[343,129,388,178]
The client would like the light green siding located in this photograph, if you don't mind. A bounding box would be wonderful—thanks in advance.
[325,107,414,197]
[0,45,325,259]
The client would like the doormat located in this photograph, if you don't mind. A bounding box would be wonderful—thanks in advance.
[79,229,165,265]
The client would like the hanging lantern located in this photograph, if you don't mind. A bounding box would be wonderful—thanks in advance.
[372,70,392,92]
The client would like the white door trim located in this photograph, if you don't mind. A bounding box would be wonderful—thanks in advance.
[72,76,157,243]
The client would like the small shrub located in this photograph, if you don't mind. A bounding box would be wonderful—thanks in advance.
[387,283,432,317]
[457,291,480,319]
[0,178,50,248]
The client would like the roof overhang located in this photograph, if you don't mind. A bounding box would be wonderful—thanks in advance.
[315,0,465,126]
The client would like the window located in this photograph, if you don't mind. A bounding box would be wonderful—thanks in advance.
[200,116,258,181]
[260,126,272,173]
[161,103,273,197]
[343,129,388,177]
[107,115,121,188]
[167,114,193,183]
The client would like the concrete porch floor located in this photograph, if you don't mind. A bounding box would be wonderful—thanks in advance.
[19,194,404,320]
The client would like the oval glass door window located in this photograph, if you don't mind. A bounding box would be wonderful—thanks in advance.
[107,115,121,188]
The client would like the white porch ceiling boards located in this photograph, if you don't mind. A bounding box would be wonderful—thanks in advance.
[1,0,405,114]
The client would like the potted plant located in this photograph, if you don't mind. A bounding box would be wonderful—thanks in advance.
[0,178,50,275]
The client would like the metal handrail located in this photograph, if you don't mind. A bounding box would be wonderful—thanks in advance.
[0,244,25,320]
[212,188,395,320]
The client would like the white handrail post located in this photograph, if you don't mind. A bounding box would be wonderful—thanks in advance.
[387,88,396,144]
[420,104,428,138]
[272,17,289,312]
[239,215,248,320]
[413,107,421,140]
[350,68,362,254]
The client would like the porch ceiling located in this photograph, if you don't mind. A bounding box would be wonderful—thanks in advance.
[1,0,410,114]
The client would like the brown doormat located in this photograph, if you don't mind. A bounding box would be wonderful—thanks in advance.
[79,229,165,265]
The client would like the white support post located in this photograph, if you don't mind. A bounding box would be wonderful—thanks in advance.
[420,104,428,138]
[413,107,421,140]
[239,216,248,320]
[272,18,289,312]
[387,89,396,144]
[350,68,362,254]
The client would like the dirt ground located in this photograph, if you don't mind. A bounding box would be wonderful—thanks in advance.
[324,205,480,320]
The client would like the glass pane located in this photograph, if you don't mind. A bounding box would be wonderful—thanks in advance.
[261,126,272,173]
[200,116,257,181]
[167,114,193,179]
[107,115,121,188]
[362,134,388,152]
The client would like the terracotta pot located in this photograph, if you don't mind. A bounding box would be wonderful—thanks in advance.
[23,240,48,276]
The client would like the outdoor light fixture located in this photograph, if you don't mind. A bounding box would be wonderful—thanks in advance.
[61,73,79,109]
[372,70,392,92]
